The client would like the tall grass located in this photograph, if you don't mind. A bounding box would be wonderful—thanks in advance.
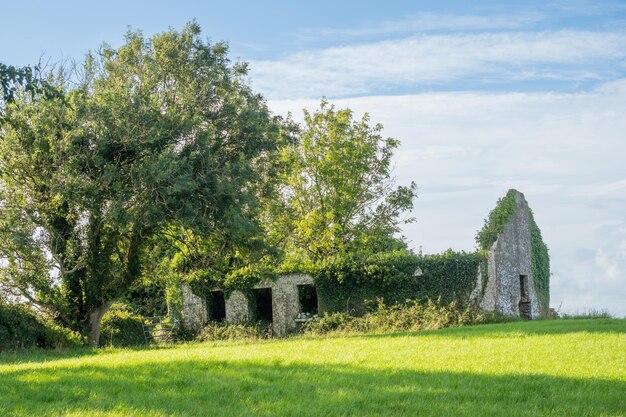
[303,298,515,336]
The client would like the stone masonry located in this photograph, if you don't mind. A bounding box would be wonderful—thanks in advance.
[182,273,315,336]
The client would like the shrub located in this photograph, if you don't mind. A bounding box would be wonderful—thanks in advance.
[100,303,146,347]
[39,321,85,349]
[0,302,85,350]
[303,298,513,336]
[303,312,356,334]
[196,321,272,342]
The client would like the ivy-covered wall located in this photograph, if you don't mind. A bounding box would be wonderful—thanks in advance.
[530,217,550,313]
[312,251,420,315]
[311,189,550,318]
[414,251,484,303]
[311,250,481,315]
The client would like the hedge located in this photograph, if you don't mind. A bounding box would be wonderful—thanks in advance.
[0,302,85,350]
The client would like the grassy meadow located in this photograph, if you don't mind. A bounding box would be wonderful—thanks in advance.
[0,318,624,417]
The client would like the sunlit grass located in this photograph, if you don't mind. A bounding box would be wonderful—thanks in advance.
[1,319,625,416]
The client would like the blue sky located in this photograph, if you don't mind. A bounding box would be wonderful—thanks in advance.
[2,1,626,316]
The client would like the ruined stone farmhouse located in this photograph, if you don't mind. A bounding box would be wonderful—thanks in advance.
[183,190,549,334]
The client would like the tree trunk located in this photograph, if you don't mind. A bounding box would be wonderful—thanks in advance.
[88,301,113,347]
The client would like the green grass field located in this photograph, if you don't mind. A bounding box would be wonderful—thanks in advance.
[0,319,624,417]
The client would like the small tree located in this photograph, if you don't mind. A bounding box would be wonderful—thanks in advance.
[276,101,417,264]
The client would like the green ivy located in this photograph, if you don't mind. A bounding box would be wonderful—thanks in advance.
[476,189,517,250]
[312,251,421,314]
[309,250,482,315]
[415,250,484,303]
[530,216,550,314]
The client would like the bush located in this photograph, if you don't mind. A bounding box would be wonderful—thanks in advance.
[196,321,272,342]
[0,302,85,350]
[303,298,512,336]
[303,312,356,334]
[100,303,146,347]
[39,321,86,349]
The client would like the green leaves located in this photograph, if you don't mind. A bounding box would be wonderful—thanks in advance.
[476,189,517,250]
[310,249,482,315]
[0,23,281,344]
[276,100,417,264]
[530,217,550,314]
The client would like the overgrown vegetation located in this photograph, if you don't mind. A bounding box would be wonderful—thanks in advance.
[0,302,84,350]
[192,298,514,341]
[530,216,550,314]
[303,298,510,336]
[310,250,421,314]
[476,189,517,250]
[100,304,146,347]
[413,250,483,303]
[559,308,613,319]
[196,321,272,342]
[308,250,481,315]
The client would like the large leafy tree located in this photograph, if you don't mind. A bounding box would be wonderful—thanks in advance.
[276,101,417,264]
[0,23,281,345]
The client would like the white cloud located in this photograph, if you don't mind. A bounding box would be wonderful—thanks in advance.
[267,80,626,317]
[395,146,465,164]
[297,12,544,40]
[252,30,626,99]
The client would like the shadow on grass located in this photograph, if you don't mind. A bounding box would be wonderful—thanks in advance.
[0,342,179,366]
[0,358,624,417]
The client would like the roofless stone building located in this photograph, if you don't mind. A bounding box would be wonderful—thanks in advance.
[470,190,547,319]
[182,189,549,334]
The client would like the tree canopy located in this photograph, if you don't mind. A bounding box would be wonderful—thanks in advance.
[0,23,282,345]
[274,101,417,266]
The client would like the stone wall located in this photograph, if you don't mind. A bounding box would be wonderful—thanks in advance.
[181,284,207,331]
[225,273,315,335]
[181,273,316,335]
[225,291,250,323]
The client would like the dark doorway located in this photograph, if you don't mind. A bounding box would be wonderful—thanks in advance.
[519,275,531,319]
[252,288,273,322]
[208,291,226,322]
[298,285,318,315]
